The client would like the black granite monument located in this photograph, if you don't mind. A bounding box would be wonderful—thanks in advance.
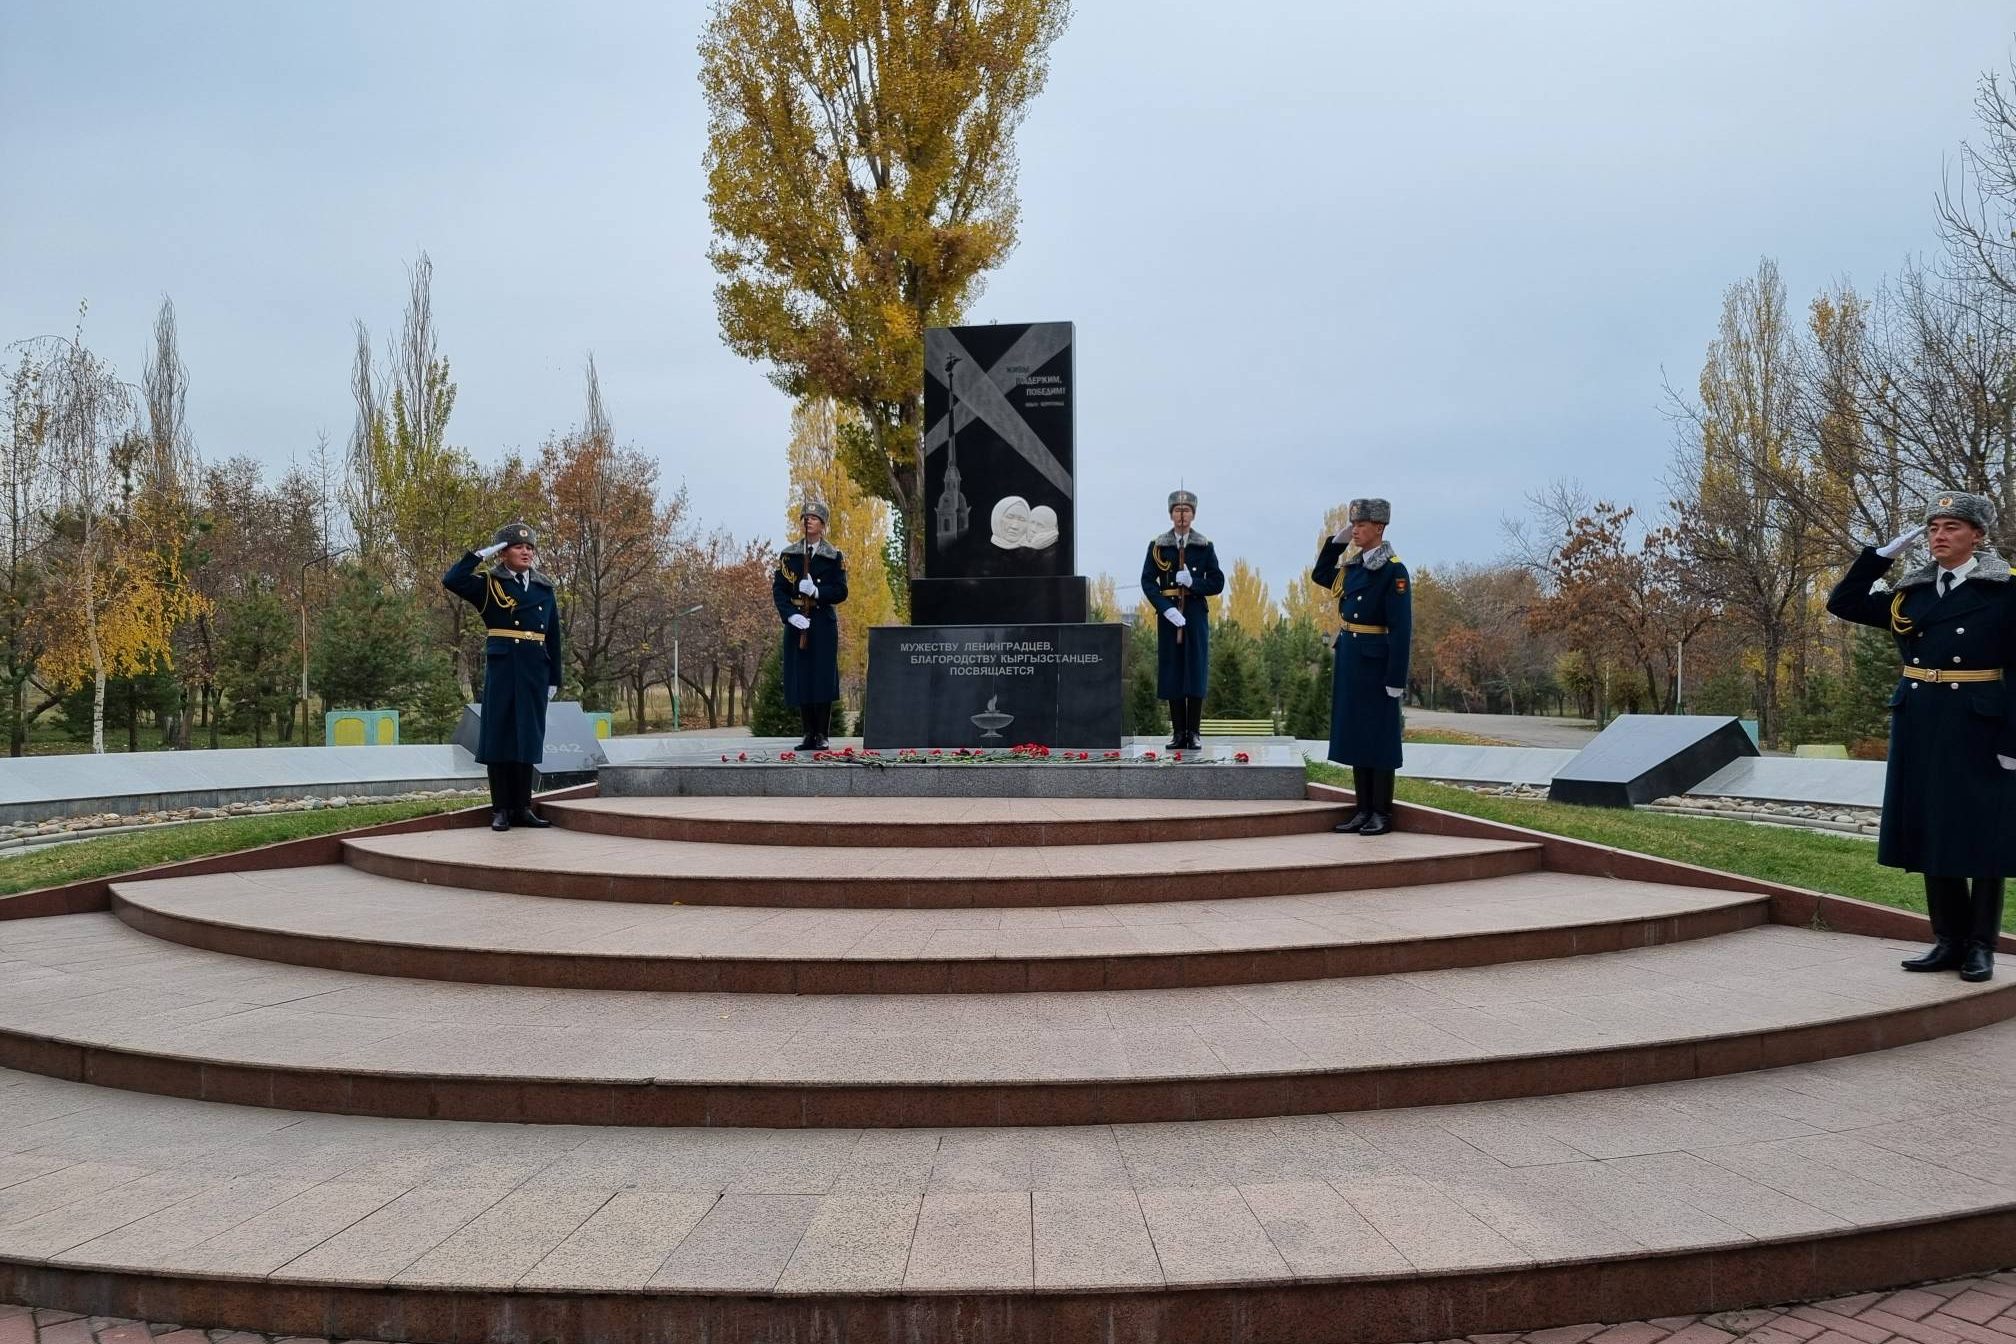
[865,320,1122,747]
[1547,714,1760,808]
[911,321,1087,625]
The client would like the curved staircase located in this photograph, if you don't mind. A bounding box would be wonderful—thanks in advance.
[0,790,2012,1343]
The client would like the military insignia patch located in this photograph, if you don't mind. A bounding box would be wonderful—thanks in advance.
[1940,497,1954,508]
[1394,579,1407,592]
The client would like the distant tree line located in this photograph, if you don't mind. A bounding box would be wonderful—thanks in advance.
[1,257,800,755]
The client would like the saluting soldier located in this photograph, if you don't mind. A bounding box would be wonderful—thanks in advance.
[1312,498,1412,835]
[772,500,849,751]
[441,523,564,832]
[1141,489,1224,750]
[1826,490,2016,982]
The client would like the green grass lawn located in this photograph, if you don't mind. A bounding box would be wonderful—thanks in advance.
[0,799,475,897]
[1308,762,1948,924]
[1401,728,1516,747]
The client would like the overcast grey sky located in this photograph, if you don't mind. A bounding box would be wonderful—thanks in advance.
[2,1,2008,600]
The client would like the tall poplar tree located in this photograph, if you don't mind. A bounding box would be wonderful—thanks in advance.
[701,0,1071,573]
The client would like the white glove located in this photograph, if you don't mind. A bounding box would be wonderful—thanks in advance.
[1162,607,1187,628]
[1877,524,1927,559]
[547,686,559,701]
[798,577,818,597]
[788,613,811,630]
[1386,686,1404,699]
[477,541,506,559]
[2000,755,2016,771]
[1175,567,1192,588]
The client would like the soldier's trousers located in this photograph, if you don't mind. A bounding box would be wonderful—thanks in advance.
[486,762,537,814]
[1925,876,2006,950]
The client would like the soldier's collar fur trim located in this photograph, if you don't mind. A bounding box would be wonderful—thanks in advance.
[1154,529,1209,547]
[1896,550,2010,589]
[1349,541,1396,571]
[784,539,840,560]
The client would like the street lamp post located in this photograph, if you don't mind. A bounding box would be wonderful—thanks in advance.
[670,603,703,731]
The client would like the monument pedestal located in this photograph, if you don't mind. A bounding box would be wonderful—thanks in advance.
[863,623,1122,749]
[908,575,1089,626]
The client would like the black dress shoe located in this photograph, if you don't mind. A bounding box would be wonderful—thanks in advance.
[793,736,817,751]
[490,810,511,832]
[1357,812,1393,837]
[1901,940,1963,972]
[510,809,551,829]
[1961,942,1996,982]
[1332,810,1371,834]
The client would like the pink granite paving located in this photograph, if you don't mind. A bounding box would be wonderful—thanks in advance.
[340,825,1537,889]
[555,795,1338,826]
[0,916,1984,1090]
[0,1019,2010,1296]
[111,865,1760,967]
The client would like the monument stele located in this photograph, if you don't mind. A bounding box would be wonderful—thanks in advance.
[863,321,1124,748]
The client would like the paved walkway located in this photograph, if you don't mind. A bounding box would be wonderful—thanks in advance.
[1408,711,1600,749]
[10,1272,2016,1343]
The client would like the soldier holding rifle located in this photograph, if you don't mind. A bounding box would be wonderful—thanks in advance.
[772,500,849,751]
[441,523,564,833]
[1313,498,1411,836]
[1141,489,1224,751]
[1826,490,2016,982]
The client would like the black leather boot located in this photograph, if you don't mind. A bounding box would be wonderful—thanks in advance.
[1358,770,1395,837]
[1165,699,1185,751]
[1333,768,1372,833]
[487,765,511,831]
[1903,877,1966,972]
[1961,878,2005,983]
[794,707,817,752]
[811,703,833,751]
[510,763,550,828]
[1184,697,1205,751]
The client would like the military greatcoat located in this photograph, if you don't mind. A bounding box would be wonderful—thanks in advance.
[1313,540,1412,769]
[1141,531,1224,699]
[772,540,849,707]
[1825,546,2016,877]
[441,552,563,765]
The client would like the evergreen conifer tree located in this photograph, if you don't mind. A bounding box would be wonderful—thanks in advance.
[750,645,799,737]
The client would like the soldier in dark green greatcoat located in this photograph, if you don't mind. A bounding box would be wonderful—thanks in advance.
[1826,490,2016,982]
[1312,498,1412,836]
[441,522,565,833]
[1140,490,1224,750]
[772,501,849,751]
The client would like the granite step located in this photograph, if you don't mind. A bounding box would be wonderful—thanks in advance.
[543,795,1355,846]
[0,916,2005,1128]
[339,827,1543,908]
[3,1021,2016,1342]
[109,865,1769,993]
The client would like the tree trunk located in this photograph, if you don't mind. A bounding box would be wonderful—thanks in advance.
[1760,630,1783,747]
